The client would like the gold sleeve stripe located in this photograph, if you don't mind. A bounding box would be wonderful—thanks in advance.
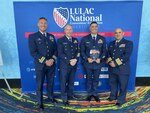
[107,57,112,62]
[39,60,42,63]
[41,57,45,62]
[115,58,123,65]
[52,55,57,60]
[77,53,80,57]
[39,56,45,63]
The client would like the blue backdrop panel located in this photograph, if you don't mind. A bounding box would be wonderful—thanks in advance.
[14,1,143,93]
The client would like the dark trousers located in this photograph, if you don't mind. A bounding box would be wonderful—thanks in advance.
[60,67,76,102]
[36,66,55,105]
[109,73,129,104]
[85,68,101,96]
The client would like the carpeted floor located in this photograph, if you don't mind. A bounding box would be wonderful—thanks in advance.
[0,87,150,113]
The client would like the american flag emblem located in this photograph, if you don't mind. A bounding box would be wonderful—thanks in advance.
[53,7,69,28]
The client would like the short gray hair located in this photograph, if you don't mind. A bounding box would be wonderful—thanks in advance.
[115,28,124,32]
[64,24,73,30]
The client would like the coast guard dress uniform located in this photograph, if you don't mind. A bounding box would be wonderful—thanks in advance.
[28,31,57,106]
[57,36,80,105]
[107,38,133,105]
[80,34,106,101]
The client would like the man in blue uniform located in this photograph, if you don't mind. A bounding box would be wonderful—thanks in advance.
[80,22,106,102]
[107,28,133,106]
[57,24,80,106]
[28,17,57,110]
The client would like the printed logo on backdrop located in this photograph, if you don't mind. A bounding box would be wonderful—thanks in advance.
[53,7,103,28]
[53,7,69,28]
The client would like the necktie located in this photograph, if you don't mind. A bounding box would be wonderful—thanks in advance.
[115,41,119,46]
[92,36,96,47]
[68,37,72,42]
[93,36,96,40]
[43,33,46,37]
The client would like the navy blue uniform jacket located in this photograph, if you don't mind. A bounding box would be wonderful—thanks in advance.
[28,31,57,70]
[57,36,80,69]
[107,38,133,75]
[80,34,106,69]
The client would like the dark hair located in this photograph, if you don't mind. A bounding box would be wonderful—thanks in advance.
[38,17,47,22]
[90,21,98,26]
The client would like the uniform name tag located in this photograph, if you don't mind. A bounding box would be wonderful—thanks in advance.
[37,38,41,41]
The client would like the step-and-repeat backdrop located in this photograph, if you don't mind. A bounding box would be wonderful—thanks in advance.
[14,1,143,93]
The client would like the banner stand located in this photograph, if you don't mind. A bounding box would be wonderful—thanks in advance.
[132,92,139,97]
[0,70,13,94]
[0,50,13,94]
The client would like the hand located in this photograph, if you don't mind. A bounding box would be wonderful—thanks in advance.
[45,60,51,66]
[96,58,101,64]
[88,58,93,63]
[70,59,77,66]
[46,59,54,67]
[109,61,116,67]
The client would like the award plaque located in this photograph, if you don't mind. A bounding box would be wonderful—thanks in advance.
[90,49,100,62]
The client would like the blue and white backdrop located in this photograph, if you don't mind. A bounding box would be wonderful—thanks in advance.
[1,0,149,93]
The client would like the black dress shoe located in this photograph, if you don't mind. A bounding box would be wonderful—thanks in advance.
[93,96,100,102]
[63,101,69,106]
[115,103,123,107]
[37,104,44,111]
[86,95,92,101]
[68,95,76,100]
[107,97,116,101]
[50,98,58,103]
